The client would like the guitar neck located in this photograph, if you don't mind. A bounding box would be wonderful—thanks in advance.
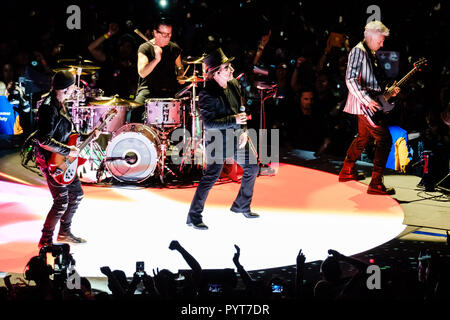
[384,68,417,100]
[77,119,108,150]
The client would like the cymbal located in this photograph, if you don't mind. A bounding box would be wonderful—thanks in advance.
[66,63,101,70]
[57,58,95,64]
[52,67,96,75]
[89,94,143,107]
[182,56,205,64]
[177,75,204,82]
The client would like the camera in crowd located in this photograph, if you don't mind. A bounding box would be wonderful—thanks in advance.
[39,243,76,288]
[200,269,237,295]
[268,276,286,297]
[208,283,223,293]
[271,283,284,293]
[136,261,145,277]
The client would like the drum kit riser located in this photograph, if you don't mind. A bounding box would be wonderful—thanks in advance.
[57,58,207,184]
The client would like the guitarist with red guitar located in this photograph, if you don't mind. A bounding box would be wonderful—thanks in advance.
[338,21,401,195]
[35,70,100,249]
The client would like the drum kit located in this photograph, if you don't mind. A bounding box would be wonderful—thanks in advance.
[53,57,207,185]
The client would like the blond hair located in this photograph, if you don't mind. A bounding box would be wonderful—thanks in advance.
[364,21,390,39]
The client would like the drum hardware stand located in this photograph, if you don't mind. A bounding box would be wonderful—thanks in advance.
[96,159,107,182]
[157,125,178,184]
[79,140,106,183]
[179,68,206,171]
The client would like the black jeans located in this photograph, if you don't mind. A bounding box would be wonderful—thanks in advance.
[187,147,259,224]
[346,115,392,175]
[41,169,84,238]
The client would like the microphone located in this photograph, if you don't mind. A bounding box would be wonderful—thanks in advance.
[239,105,259,159]
[105,154,138,165]
[239,105,252,120]
[175,83,194,98]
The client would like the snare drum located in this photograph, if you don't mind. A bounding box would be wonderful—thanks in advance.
[105,123,161,182]
[145,98,182,127]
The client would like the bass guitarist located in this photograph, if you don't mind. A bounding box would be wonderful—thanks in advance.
[35,70,96,248]
[338,21,400,195]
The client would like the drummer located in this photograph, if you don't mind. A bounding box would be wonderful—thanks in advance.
[131,17,184,122]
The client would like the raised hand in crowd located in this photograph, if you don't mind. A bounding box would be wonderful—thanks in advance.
[253,29,271,66]
[88,22,120,62]
[290,56,307,92]
[295,249,306,296]
[108,22,120,37]
[328,249,368,272]
[141,271,159,296]
[100,266,126,297]
[232,244,254,288]
[169,240,202,288]
[169,240,202,274]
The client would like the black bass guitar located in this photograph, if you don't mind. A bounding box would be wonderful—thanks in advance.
[366,57,427,125]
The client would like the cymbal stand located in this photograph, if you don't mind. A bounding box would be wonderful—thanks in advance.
[180,64,205,170]
[158,125,177,184]
[74,67,99,180]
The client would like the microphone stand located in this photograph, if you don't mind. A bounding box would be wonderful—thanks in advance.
[255,83,277,175]
[256,84,276,160]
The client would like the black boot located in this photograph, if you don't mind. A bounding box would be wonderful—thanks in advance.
[57,229,87,244]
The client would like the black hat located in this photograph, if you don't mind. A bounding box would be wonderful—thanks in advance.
[52,70,75,90]
[203,48,234,74]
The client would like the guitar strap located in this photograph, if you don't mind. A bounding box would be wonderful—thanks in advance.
[362,41,388,90]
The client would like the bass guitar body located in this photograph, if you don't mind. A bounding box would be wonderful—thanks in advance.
[369,93,395,126]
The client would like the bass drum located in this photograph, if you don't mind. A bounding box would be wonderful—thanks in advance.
[105,123,161,182]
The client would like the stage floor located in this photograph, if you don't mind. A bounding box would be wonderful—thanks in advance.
[0,162,406,277]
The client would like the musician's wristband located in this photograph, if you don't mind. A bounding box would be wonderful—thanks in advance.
[103,32,111,40]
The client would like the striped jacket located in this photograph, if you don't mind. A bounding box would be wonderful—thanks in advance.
[344,41,382,115]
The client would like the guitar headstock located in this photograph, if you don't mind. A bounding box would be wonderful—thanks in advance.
[413,58,427,72]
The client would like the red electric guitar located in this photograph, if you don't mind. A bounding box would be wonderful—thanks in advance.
[48,108,117,185]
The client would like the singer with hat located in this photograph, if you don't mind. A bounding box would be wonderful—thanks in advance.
[186,48,260,230]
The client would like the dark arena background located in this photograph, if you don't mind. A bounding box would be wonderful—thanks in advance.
[0,0,449,312]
